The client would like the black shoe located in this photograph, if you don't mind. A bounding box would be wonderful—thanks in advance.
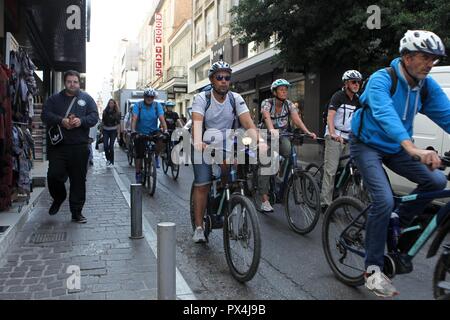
[321,204,329,214]
[71,213,87,224]
[49,200,63,215]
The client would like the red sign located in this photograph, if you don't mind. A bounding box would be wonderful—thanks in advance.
[154,13,163,77]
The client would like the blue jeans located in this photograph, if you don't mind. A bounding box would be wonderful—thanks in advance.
[350,136,447,269]
[103,129,117,164]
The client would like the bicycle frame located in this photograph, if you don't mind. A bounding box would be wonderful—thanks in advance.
[339,189,450,262]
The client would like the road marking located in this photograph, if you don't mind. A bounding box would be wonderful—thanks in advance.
[111,166,196,300]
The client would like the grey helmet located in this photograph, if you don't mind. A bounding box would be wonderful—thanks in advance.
[342,70,363,82]
[143,87,157,98]
[208,60,232,78]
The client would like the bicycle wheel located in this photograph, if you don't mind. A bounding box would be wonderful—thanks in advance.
[284,171,320,234]
[223,194,261,282]
[305,162,323,189]
[162,155,169,174]
[171,163,180,180]
[322,196,367,286]
[127,143,133,166]
[243,164,258,198]
[340,171,371,205]
[433,245,450,300]
[189,182,211,238]
[146,153,157,196]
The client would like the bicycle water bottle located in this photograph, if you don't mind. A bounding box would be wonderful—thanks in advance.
[387,212,401,252]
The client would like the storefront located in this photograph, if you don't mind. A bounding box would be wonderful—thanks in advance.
[0,0,90,212]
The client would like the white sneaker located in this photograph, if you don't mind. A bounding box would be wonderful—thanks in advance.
[192,226,206,243]
[260,201,274,213]
[364,265,399,298]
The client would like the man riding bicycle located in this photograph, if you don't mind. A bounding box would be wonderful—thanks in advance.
[321,70,362,213]
[131,87,169,184]
[191,60,267,243]
[258,79,317,213]
[350,30,450,297]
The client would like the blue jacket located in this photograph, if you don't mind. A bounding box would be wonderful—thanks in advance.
[351,57,450,154]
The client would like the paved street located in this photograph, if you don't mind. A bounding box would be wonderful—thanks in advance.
[0,151,158,300]
[112,146,440,300]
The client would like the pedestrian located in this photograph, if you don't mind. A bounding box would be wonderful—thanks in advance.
[102,99,121,166]
[41,70,99,223]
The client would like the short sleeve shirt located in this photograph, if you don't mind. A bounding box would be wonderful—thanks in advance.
[133,101,164,135]
[192,91,249,146]
[325,90,360,140]
[261,98,297,131]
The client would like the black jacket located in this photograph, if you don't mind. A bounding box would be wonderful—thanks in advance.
[41,90,99,146]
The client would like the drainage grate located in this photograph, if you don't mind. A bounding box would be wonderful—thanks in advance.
[29,232,67,244]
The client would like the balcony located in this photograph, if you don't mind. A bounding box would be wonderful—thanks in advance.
[164,66,187,82]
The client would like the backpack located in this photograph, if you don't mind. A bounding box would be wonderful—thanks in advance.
[203,90,240,132]
[258,98,291,130]
[357,66,429,136]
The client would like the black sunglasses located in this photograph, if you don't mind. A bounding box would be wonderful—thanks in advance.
[215,75,231,81]
[349,80,361,85]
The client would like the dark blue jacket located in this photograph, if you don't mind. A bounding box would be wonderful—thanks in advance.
[41,90,99,145]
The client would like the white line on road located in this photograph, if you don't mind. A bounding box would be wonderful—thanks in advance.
[111,166,196,300]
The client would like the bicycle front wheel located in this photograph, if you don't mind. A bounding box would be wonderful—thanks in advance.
[146,153,157,196]
[162,155,169,174]
[305,162,323,189]
[171,163,180,180]
[284,172,320,235]
[322,196,367,286]
[223,194,261,283]
[433,245,450,300]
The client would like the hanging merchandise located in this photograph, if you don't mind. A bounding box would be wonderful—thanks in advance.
[0,63,13,211]
[11,124,33,197]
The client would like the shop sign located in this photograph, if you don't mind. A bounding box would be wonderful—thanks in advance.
[155,13,163,77]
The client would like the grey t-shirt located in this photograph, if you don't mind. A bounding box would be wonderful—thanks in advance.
[192,91,249,146]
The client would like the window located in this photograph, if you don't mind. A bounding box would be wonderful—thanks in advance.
[205,6,215,45]
[194,17,204,53]
[218,0,228,36]
[195,61,210,82]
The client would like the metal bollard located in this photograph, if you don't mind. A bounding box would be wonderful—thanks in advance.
[130,184,144,239]
[157,222,176,300]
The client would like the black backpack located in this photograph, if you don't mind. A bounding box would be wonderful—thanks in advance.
[357,66,429,136]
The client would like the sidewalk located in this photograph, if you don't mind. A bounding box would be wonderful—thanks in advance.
[0,153,158,300]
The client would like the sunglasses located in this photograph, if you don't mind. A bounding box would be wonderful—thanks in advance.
[215,75,231,81]
[144,96,155,98]
[349,80,361,85]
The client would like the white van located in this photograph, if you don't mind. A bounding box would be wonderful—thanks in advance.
[387,65,450,195]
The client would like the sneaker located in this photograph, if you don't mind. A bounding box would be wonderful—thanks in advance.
[106,160,111,167]
[155,156,160,169]
[135,173,142,184]
[71,213,87,224]
[48,200,63,216]
[364,265,399,298]
[260,200,274,213]
[192,226,206,243]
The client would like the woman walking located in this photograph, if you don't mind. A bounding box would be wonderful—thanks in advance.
[102,99,121,166]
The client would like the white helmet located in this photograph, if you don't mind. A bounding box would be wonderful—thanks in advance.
[399,30,446,57]
[342,70,363,82]
[144,87,157,98]
[208,60,232,78]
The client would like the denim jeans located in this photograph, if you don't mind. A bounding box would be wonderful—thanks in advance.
[103,129,117,164]
[350,136,447,269]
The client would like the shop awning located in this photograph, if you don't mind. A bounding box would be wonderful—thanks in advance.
[21,0,90,72]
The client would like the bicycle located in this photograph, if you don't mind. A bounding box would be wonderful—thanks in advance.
[305,139,370,204]
[189,139,261,283]
[243,130,321,235]
[126,131,134,166]
[322,154,450,299]
[137,133,160,196]
[161,131,180,180]
[433,243,450,299]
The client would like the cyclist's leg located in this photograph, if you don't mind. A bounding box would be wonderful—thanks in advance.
[385,149,447,225]
[320,135,344,207]
[134,136,145,176]
[192,146,212,228]
[350,137,394,270]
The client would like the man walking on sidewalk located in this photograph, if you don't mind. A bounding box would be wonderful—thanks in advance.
[41,70,99,223]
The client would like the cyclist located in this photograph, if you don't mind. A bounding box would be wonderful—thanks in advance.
[131,87,169,184]
[258,79,317,213]
[320,70,362,213]
[164,101,182,132]
[191,60,267,243]
[350,30,450,297]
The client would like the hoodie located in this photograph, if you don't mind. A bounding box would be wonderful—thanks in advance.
[351,57,450,154]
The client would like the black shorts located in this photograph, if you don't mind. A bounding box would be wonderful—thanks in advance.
[133,133,163,159]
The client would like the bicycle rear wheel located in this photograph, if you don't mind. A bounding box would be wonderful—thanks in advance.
[322,196,367,286]
[305,162,323,189]
[433,245,450,300]
[340,171,371,205]
[223,194,261,282]
[284,172,320,234]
